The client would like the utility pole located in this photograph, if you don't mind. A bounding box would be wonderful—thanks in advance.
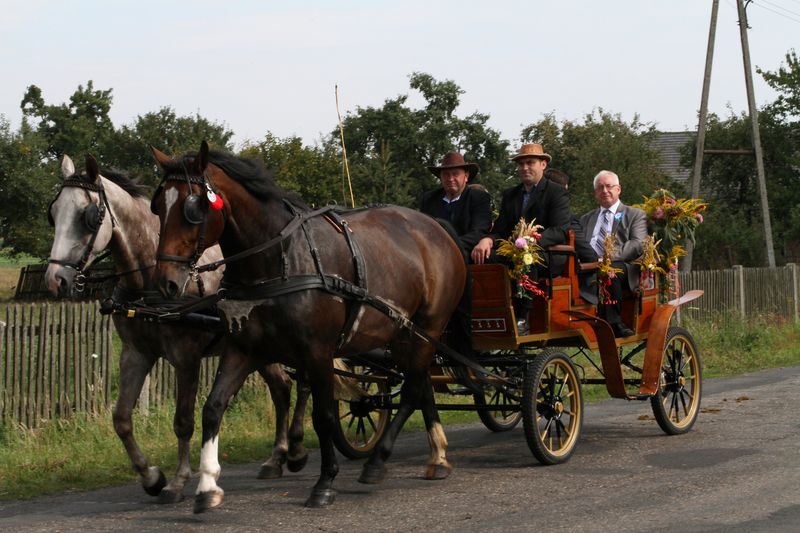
[737,0,776,267]
[684,0,719,273]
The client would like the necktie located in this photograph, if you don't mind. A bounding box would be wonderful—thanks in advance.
[593,209,611,257]
[522,189,534,213]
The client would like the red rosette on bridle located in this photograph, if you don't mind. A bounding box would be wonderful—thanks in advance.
[207,190,224,210]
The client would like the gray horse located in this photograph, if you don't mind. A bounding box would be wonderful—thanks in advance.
[45,154,310,503]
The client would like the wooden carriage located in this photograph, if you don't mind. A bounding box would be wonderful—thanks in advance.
[335,235,703,466]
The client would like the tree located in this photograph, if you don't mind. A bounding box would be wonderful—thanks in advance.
[113,107,235,188]
[0,117,56,258]
[338,72,510,207]
[520,110,669,215]
[239,133,341,207]
[20,81,116,163]
[680,108,798,268]
[757,49,800,121]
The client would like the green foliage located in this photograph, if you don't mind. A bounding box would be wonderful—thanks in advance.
[338,72,510,207]
[757,49,800,121]
[21,81,116,162]
[521,109,669,215]
[0,117,56,258]
[679,108,798,267]
[113,107,235,188]
[240,133,342,207]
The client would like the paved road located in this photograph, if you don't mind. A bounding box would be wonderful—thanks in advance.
[2,366,799,532]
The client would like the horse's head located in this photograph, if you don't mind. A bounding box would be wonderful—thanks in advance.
[150,141,228,299]
[45,154,115,297]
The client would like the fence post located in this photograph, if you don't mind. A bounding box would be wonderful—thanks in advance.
[789,263,799,323]
[733,265,745,319]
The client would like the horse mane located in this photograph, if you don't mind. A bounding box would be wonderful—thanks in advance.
[69,168,151,198]
[162,149,309,210]
[102,169,151,198]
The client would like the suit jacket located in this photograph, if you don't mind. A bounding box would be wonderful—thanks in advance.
[579,203,648,295]
[490,179,570,248]
[490,179,571,276]
[420,186,492,256]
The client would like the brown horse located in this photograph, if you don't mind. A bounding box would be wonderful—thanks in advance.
[45,154,311,504]
[150,141,466,509]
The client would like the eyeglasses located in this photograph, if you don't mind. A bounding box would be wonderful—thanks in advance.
[595,184,620,191]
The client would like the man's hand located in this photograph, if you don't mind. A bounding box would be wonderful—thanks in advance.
[471,237,494,265]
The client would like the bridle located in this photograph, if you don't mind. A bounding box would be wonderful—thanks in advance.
[47,176,116,292]
[151,164,226,294]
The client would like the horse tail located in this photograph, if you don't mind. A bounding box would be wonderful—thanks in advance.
[332,358,366,400]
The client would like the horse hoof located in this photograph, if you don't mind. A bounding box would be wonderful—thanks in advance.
[194,489,224,514]
[287,454,309,473]
[304,488,336,508]
[157,488,185,504]
[358,463,387,485]
[257,463,283,479]
[143,470,167,497]
[424,463,452,481]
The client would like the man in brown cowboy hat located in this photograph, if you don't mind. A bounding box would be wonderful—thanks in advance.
[421,151,492,261]
[471,143,570,334]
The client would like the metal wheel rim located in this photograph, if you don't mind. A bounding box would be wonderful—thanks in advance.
[657,333,700,429]
[535,358,581,457]
[336,367,390,454]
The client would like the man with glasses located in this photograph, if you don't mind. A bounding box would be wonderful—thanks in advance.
[579,170,648,337]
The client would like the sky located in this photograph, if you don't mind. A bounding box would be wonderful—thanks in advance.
[1,0,798,149]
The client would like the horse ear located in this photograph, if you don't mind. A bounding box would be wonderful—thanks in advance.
[197,140,209,173]
[151,146,172,170]
[85,155,101,184]
[61,155,75,178]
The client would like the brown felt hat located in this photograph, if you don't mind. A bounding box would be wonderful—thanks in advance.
[427,152,480,180]
[510,143,552,163]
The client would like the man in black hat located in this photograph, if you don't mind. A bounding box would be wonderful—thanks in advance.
[421,152,492,262]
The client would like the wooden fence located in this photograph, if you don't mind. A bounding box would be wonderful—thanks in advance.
[0,301,113,428]
[15,264,116,301]
[678,263,799,321]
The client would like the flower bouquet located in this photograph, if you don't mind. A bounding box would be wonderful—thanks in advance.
[496,218,545,299]
[633,189,707,299]
[597,234,623,305]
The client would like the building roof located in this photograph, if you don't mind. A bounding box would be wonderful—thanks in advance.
[651,131,694,182]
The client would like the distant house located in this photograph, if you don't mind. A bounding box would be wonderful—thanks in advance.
[651,131,694,183]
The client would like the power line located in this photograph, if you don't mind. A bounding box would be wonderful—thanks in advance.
[750,0,800,24]
[761,0,800,16]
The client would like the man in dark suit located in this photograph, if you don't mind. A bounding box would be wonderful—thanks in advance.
[579,170,648,337]
[471,143,571,334]
[421,152,492,261]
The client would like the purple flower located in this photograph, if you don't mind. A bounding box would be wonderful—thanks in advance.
[666,198,676,206]
[654,207,665,220]
[514,237,527,249]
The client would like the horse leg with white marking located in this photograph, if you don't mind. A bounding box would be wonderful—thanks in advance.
[195,347,255,513]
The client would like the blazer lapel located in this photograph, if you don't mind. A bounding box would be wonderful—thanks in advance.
[611,203,626,234]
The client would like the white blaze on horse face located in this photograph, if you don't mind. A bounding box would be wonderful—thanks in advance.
[163,187,179,221]
[197,436,221,493]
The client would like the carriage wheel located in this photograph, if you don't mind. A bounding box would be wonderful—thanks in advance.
[522,351,583,465]
[473,366,522,432]
[650,326,702,435]
[332,363,391,459]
